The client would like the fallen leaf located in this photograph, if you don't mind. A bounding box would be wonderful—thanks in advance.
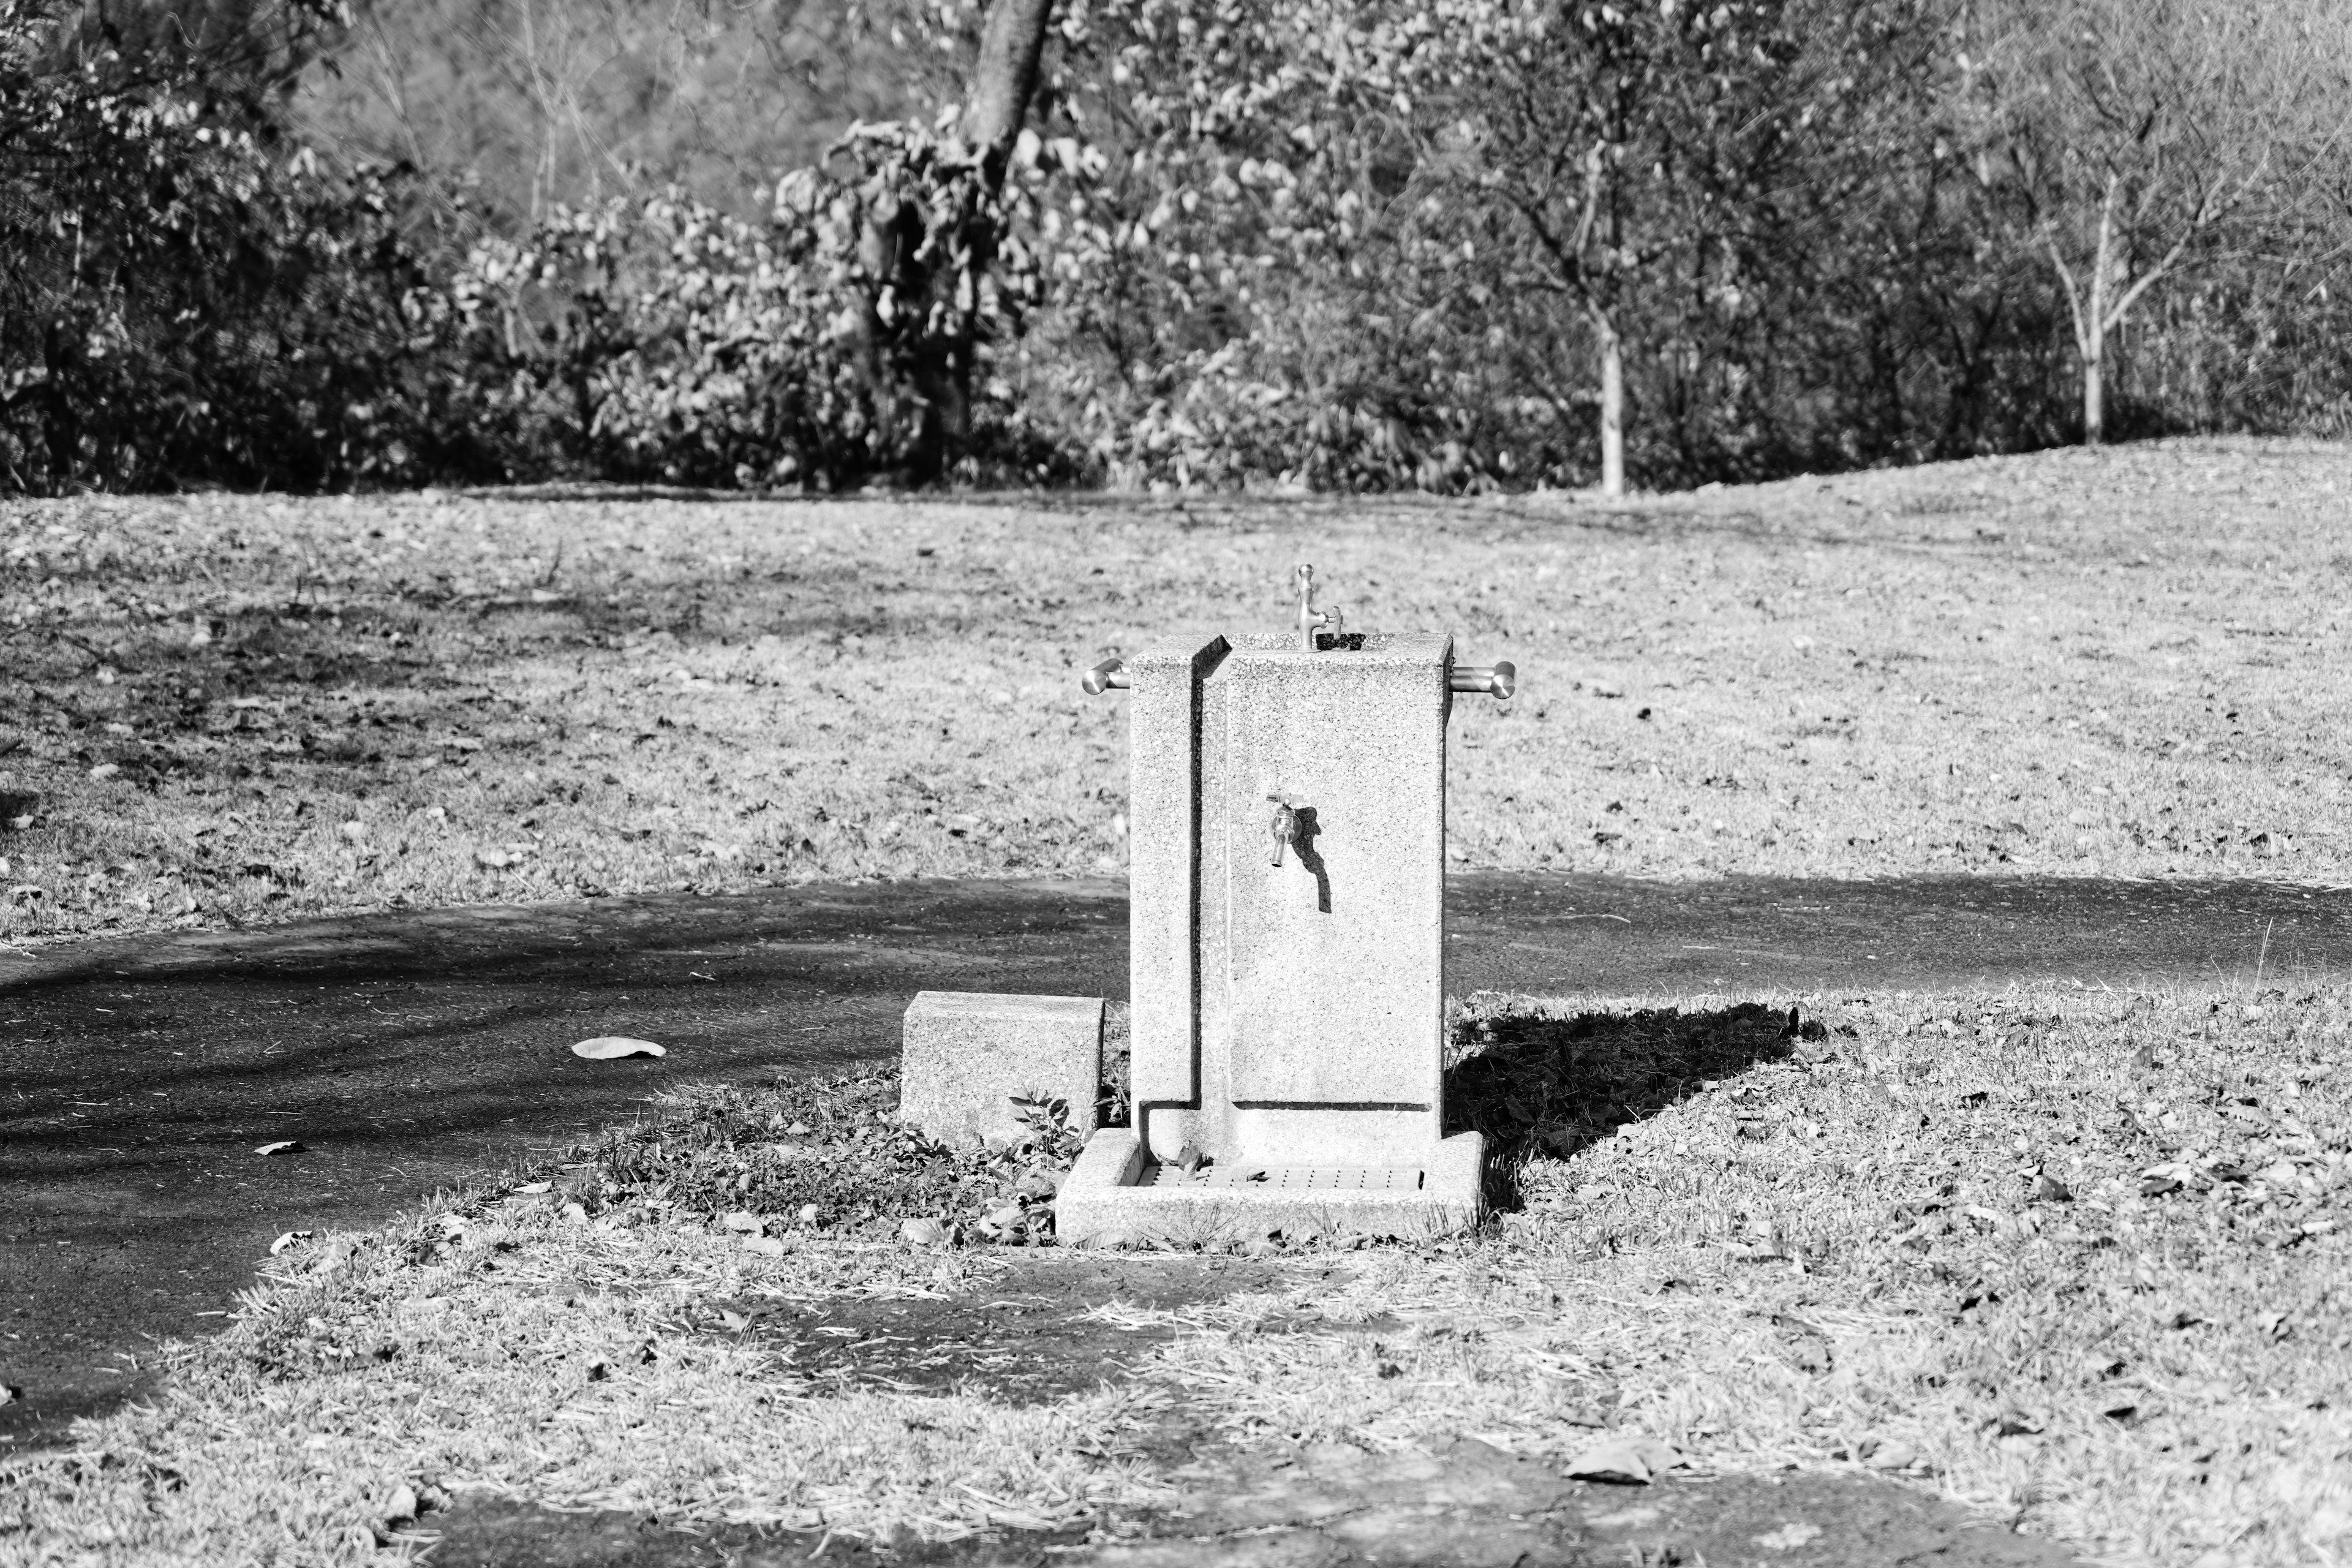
[473,845,514,869]
[1583,1505,1662,1530]
[744,1236,786,1257]
[509,1182,551,1196]
[900,1217,948,1245]
[1863,1439,1918,1471]
[1755,1522,1823,1551]
[88,763,121,780]
[718,1211,764,1234]
[1565,1437,1683,1485]
[2029,1172,2073,1203]
[1777,1321,1834,1374]
[0,1384,20,1408]
[270,1230,315,1254]
[253,1140,306,1157]
[571,1036,665,1060]
[383,1483,418,1523]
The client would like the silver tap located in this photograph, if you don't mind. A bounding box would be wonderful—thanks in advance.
[1294,564,1343,651]
[1267,794,1300,867]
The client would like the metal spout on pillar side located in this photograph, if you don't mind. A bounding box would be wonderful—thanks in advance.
[1294,564,1344,651]
[1449,660,1517,699]
[1266,794,1300,866]
[1082,656,1130,695]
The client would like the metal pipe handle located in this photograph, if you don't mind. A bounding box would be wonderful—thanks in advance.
[1449,661,1516,699]
[1082,657,1131,695]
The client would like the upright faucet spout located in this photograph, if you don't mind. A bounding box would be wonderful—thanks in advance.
[1294,564,1343,651]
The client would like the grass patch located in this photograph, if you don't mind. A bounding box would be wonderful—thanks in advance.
[8,985,2347,1565]
[570,1070,1085,1248]
[6,435,2352,947]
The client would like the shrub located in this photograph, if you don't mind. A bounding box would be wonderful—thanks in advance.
[445,122,1087,491]
[0,0,497,492]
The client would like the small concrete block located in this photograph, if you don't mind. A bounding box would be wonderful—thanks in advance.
[899,991,1103,1148]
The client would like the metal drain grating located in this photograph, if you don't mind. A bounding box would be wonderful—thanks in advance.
[1137,1164,1425,1191]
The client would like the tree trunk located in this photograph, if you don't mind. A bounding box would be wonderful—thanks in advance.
[893,0,1058,483]
[2082,174,2114,447]
[1595,312,1625,497]
[2082,335,2104,447]
[966,0,1058,154]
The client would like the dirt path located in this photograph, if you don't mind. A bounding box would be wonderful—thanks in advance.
[429,1442,2084,1567]
[414,1253,2082,1566]
[6,870,2346,1450]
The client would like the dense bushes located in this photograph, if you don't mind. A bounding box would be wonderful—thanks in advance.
[5,0,2350,496]
[441,123,1079,489]
[1020,0,2352,491]
[0,0,470,491]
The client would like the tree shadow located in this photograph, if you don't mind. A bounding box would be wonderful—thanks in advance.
[1442,1000,1798,1213]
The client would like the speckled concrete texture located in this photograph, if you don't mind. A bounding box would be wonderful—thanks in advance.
[1055,1129,1484,1246]
[1088,625,1480,1226]
[899,990,1104,1147]
[1220,633,1450,1166]
[1127,636,1228,1111]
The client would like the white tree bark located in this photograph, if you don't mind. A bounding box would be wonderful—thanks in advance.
[1598,318,1626,497]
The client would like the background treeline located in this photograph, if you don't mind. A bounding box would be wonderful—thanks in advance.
[4,0,2350,495]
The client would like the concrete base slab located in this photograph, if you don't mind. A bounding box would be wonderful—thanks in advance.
[1056,1129,1483,1246]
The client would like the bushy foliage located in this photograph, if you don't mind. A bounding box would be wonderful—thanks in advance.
[5,0,2348,497]
[440,119,1083,488]
[0,0,493,492]
[1004,0,2352,491]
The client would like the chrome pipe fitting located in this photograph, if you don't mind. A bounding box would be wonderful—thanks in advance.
[1449,661,1516,699]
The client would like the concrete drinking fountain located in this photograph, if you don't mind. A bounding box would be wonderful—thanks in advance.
[901,564,1515,1245]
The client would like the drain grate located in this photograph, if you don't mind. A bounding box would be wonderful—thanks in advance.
[1137,1164,1425,1191]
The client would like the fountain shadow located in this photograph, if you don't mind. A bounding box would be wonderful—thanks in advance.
[1442,1000,1798,1213]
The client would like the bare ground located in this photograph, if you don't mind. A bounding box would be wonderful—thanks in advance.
[4,435,2351,948]
[6,985,2348,1566]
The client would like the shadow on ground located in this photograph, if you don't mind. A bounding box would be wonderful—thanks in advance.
[1446,1001,1799,1210]
[423,1436,2084,1567]
[4,870,2347,1447]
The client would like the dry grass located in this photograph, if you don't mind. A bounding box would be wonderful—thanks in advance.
[6,435,2352,946]
[7,986,2346,1566]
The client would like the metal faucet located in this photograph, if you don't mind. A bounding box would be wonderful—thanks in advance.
[1294,564,1343,651]
[1267,794,1300,866]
